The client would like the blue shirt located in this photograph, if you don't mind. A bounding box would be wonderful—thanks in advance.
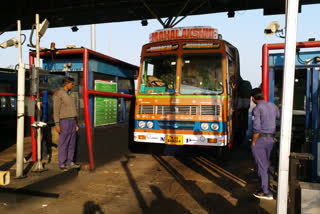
[252,100,280,134]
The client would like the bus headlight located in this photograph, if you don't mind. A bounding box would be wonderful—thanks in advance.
[138,121,146,128]
[201,123,209,130]
[211,123,219,131]
[147,121,154,128]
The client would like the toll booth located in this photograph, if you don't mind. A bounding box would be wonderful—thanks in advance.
[0,69,31,150]
[0,69,18,151]
[29,48,138,169]
[0,69,18,115]
[267,50,320,182]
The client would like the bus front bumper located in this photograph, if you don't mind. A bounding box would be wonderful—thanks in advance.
[134,132,227,146]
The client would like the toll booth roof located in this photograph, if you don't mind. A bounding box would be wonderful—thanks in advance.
[31,48,139,72]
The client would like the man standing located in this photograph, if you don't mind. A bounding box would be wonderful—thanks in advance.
[53,77,80,170]
[251,88,280,200]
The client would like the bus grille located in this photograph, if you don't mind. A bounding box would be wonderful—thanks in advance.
[158,121,195,130]
[138,105,220,115]
[200,105,220,115]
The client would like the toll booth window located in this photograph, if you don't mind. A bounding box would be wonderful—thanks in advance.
[0,79,17,112]
[140,55,177,94]
[46,74,67,125]
[78,73,85,126]
[46,72,82,125]
[118,78,133,90]
[69,72,80,123]
[118,77,134,122]
[93,73,116,83]
[180,53,223,95]
[47,74,65,92]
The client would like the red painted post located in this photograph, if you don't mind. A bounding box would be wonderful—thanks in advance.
[88,90,134,99]
[29,54,37,162]
[83,49,95,170]
[0,93,17,96]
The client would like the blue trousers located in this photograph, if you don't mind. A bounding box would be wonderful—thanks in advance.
[251,137,274,194]
[58,120,76,167]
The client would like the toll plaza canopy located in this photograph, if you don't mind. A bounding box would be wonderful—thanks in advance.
[1,0,320,32]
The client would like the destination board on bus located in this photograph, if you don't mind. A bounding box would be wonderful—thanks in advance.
[94,80,117,126]
[149,26,218,43]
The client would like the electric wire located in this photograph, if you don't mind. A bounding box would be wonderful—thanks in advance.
[297,51,319,64]
[21,34,27,45]
[28,24,36,48]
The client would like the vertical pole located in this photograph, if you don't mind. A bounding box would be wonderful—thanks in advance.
[277,0,300,213]
[17,21,22,66]
[89,71,94,128]
[36,14,42,163]
[306,68,311,130]
[32,14,45,171]
[116,76,119,122]
[16,20,26,178]
[269,68,275,103]
[91,24,96,51]
[262,44,269,101]
[29,54,37,162]
[311,67,319,181]
[122,98,126,121]
[83,49,95,170]
[36,14,40,68]
[43,85,48,122]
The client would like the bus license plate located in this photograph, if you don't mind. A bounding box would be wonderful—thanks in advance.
[166,135,183,145]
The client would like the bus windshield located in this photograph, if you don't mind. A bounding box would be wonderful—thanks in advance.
[140,55,177,94]
[180,53,223,95]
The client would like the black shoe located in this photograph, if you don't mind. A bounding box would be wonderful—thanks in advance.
[67,162,80,169]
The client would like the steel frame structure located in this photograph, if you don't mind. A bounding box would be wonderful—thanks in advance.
[29,48,135,170]
[262,41,320,101]
[263,42,320,182]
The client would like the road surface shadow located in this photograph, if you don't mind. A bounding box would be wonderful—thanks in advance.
[0,187,59,198]
[83,201,104,214]
[121,154,192,214]
[0,168,78,205]
[153,154,269,214]
[0,152,32,172]
[146,185,192,214]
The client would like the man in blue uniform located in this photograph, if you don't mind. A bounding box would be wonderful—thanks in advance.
[251,88,280,200]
